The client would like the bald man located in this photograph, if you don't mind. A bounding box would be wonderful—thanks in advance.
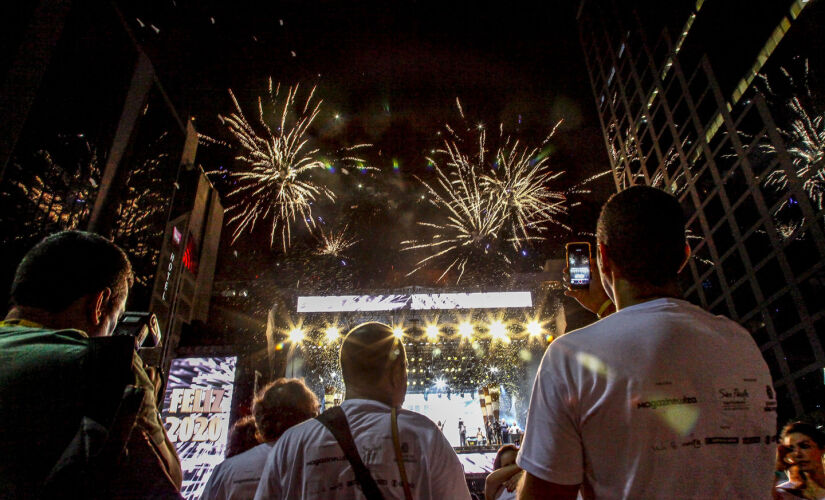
[255,322,471,499]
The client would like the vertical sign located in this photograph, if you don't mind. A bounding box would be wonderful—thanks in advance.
[161,356,237,500]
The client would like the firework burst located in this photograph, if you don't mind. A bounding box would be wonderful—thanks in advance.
[759,61,825,211]
[403,101,593,283]
[402,147,509,283]
[481,128,569,247]
[210,79,369,251]
[315,224,358,257]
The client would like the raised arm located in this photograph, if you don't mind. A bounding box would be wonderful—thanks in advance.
[485,463,521,500]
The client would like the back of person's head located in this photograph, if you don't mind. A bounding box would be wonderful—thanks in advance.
[225,415,261,458]
[10,230,133,312]
[340,322,406,388]
[781,421,825,447]
[596,186,686,286]
[493,444,519,469]
[253,378,318,442]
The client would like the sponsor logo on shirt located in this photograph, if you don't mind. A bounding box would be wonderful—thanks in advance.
[682,438,702,449]
[705,437,739,445]
[742,436,761,444]
[716,387,751,411]
[636,396,698,409]
[651,440,679,452]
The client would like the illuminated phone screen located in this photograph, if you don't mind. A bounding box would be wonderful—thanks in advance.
[567,243,591,288]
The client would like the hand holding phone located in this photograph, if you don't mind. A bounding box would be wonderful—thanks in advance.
[564,242,611,316]
[565,242,591,289]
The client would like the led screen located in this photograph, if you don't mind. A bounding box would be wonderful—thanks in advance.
[160,356,237,500]
[297,291,532,312]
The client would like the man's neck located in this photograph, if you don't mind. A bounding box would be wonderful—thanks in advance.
[344,387,397,408]
[4,306,56,328]
[4,305,90,335]
[612,279,681,311]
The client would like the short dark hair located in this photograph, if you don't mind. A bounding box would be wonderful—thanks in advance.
[253,378,318,442]
[340,322,405,387]
[781,421,825,448]
[596,186,686,286]
[493,444,519,470]
[10,231,133,312]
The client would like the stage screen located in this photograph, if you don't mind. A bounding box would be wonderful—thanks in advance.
[457,452,497,474]
[296,291,532,312]
[402,393,485,447]
[161,356,237,500]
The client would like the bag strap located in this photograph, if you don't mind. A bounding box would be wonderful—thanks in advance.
[316,406,385,500]
[390,407,414,500]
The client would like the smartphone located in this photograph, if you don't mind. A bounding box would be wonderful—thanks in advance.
[565,242,591,289]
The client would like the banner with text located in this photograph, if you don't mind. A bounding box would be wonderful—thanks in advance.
[161,356,237,500]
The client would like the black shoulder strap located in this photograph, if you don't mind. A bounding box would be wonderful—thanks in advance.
[316,406,385,500]
[84,336,136,427]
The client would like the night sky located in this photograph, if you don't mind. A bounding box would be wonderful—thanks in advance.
[118,0,615,287]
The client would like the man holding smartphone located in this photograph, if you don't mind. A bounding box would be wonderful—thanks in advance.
[516,186,776,499]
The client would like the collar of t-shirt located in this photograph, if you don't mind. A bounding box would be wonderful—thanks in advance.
[0,318,45,329]
[0,318,90,338]
[339,399,394,412]
[611,297,687,316]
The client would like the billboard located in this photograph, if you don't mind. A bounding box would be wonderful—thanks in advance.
[161,356,237,500]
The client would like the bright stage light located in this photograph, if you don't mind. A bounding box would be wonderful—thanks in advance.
[489,320,509,343]
[434,377,447,390]
[458,322,473,339]
[393,326,404,339]
[288,327,304,343]
[324,326,340,343]
[426,324,439,341]
[526,320,542,337]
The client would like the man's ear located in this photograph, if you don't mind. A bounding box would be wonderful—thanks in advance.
[391,357,407,389]
[678,242,691,273]
[90,288,112,325]
[597,242,611,276]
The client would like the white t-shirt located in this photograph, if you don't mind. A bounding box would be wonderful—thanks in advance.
[201,442,274,500]
[254,399,471,499]
[517,298,776,499]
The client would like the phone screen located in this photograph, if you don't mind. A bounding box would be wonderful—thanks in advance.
[567,243,591,289]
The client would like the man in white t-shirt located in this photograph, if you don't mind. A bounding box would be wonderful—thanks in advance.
[201,378,318,500]
[517,186,777,499]
[255,322,471,499]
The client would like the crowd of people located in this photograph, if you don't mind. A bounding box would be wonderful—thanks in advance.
[456,419,522,448]
[1,186,823,499]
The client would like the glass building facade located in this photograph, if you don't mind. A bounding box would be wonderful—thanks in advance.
[577,0,825,423]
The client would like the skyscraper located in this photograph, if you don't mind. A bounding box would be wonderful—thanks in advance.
[578,0,824,422]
